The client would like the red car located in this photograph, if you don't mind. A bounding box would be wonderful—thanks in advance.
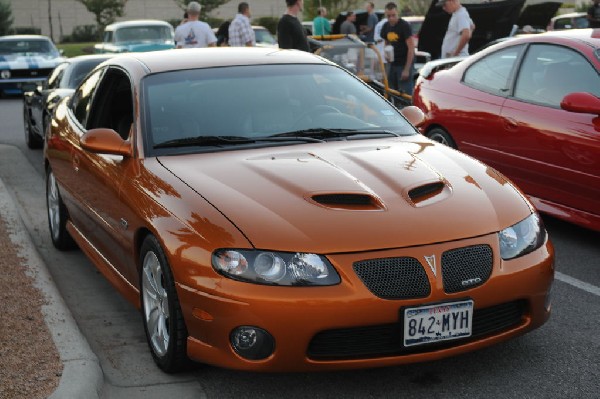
[413,29,600,232]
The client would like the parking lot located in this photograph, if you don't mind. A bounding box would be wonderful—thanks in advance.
[0,97,598,398]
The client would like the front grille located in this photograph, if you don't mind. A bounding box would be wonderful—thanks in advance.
[442,245,493,293]
[3,68,53,79]
[353,257,430,299]
[307,300,526,360]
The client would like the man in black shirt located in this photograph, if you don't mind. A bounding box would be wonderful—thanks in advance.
[277,0,310,51]
[588,0,600,28]
[380,2,415,95]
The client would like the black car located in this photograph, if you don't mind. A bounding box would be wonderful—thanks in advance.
[23,54,114,148]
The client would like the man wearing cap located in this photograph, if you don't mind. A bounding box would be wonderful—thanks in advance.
[440,0,471,58]
[174,1,217,48]
[229,2,255,46]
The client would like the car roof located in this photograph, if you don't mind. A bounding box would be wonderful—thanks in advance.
[104,19,173,30]
[0,35,53,42]
[550,12,588,20]
[109,47,329,74]
[540,28,600,46]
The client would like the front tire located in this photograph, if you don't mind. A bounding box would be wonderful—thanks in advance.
[46,168,76,250]
[426,127,457,149]
[140,235,190,373]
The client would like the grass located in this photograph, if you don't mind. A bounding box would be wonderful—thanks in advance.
[56,42,96,58]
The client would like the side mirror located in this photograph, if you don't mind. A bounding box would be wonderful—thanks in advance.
[80,128,132,157]
[560,92,600,115]
[401,105,425,127]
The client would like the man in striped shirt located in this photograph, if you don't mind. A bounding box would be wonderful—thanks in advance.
[228,2,256,47]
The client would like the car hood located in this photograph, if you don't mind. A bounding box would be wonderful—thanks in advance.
[419,0,527,59]
[518,2,563,29]
[156,136,531,253]
[0,54,64,69]
[115,42,174,52]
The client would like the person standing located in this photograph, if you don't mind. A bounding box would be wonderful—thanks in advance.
[229,2,255,46]
[174,2,217,48]
[340,11,357,35]
[374,16,389,74]
[588,0,600,28]
[380,2,414,94]
[312,6,331,36]
[360,2,379,42]
[277,0,310,51]
[440,0,472,58]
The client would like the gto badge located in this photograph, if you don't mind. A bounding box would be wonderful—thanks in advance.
[462,277,482,287]
[424,255,437,276]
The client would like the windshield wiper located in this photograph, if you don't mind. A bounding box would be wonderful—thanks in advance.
[269,128,400,140]
[154,135,256,149]
[154,135,325,149]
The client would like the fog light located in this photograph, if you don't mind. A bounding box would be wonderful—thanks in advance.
[230,326,274,360]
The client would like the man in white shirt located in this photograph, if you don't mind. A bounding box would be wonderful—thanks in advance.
[440,0,471,58]
[374,17,389,74]
[174,1,217,48]
[228,2,256,47]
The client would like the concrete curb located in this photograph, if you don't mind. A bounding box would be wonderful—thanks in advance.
[0,167,103,398]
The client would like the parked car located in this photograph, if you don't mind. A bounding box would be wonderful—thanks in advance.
[212,25,278,48]
[94,20,175,53]
[45,47,553,373]
[23,54,115,149]
[0,35,65,96]
[252,26,278,48]
[413,29,600,231]
[547,12,589,31]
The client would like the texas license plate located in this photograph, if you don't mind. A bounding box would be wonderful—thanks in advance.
[403,300,474,347]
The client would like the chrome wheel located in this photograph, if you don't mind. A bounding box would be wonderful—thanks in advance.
[427,128,457,149]
[47,171,60,242]
[142,250,170,357]
[46,168,76,250]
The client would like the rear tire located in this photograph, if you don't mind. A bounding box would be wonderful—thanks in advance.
[140,235,191,373]
[46,168,76,250]
[426,127,457,149]
[24,106,43,149]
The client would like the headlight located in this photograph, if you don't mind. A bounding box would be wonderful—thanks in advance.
[212,249,340,286]
[498,213,546,260]
[0,70,10,79]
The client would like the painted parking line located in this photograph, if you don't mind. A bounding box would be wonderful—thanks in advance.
[556,272,600,297]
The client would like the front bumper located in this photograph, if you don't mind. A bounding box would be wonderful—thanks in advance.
[176,233,554,372]
[0,77,45,95]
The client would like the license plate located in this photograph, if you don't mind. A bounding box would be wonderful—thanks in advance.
[403,300,473,347]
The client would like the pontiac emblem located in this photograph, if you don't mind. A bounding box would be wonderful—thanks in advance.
[424,255,437,276]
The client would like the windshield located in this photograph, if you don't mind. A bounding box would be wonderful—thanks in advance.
[142,64,416,155]
[0,39,60,57]
[254,29,277,45]
[115,26,174,43]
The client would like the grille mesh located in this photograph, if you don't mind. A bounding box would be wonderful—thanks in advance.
[442,245,493,293]
[307,300,526,359]
[353,257,431,299]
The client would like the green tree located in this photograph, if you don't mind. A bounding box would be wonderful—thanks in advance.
[172,0,230,16]
[76,0,128,37]
[0,0,14,36]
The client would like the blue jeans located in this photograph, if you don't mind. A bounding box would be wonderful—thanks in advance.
[388,63,415,95]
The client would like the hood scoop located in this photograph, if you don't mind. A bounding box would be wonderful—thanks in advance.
[310,193,385,211]
[407,181,449,207]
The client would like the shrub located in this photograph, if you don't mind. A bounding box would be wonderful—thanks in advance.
[254,17,278,35]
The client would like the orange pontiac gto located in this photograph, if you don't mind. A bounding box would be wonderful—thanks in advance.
[44,48,554,373]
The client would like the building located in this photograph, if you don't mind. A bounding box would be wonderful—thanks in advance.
[7,0,289,42]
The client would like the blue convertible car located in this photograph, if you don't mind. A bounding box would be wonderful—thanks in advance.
[0,35,65,96]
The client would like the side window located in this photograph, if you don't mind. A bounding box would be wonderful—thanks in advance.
[46,63,68,90]
[70,68,104,128]
[87,68,134,140]
[514,44,600,107]
[463,46,523,96]
[103,31,113,43]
